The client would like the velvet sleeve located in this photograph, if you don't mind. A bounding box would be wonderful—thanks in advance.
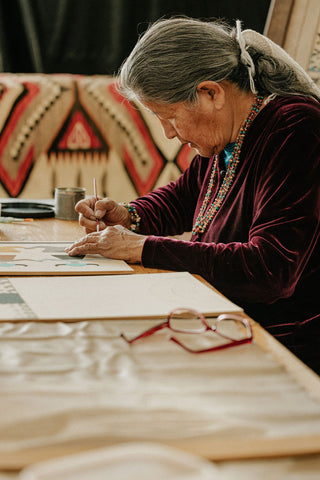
[139,102,320,306]
[130,155,210,236]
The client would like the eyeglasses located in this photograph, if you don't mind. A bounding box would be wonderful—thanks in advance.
[121,308,253,354]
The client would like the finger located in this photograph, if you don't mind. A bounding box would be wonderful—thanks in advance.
[65,236,99,256]
[65,233,99,251]
[66,242,99,256]
[94,198,114,219]
[79,213,98,230]
[75,197,96,218]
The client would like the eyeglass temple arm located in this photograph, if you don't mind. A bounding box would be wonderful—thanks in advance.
[170,335,252,354]
[120,321,168,344]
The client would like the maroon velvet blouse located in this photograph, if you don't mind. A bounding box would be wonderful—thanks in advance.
[131,96,320,374]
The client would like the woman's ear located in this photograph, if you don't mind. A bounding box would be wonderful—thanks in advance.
[197,81,225,110]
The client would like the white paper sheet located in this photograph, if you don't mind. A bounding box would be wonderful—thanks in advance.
[0,272,242,321]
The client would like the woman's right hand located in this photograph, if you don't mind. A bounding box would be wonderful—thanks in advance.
[75,196,131,233]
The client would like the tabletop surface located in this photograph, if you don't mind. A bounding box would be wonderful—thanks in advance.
[1,216,320,478]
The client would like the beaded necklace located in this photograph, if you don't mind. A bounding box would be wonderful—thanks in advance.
[192,95,264,235]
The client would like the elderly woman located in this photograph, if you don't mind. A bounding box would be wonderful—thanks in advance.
[66,17,320,374]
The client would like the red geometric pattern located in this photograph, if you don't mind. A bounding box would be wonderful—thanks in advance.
[58,110,102,150]
[0,81,40,196]
[0,74,74,197]
[108,83,165,196]
[0,147,34,197]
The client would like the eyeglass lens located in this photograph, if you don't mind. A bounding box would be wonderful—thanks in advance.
[168,310,251,352]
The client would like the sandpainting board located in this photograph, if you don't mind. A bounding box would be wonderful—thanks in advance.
[0,242,133,275]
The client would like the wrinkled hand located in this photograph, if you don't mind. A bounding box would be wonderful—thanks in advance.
[75,196,131,233]
[65,224,147,264]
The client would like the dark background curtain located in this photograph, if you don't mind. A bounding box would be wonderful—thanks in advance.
[0,0,271,75]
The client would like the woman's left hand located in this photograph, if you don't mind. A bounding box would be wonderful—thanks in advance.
[65,225,147,264]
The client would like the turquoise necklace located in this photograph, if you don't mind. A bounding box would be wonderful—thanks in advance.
[192,95,264,235]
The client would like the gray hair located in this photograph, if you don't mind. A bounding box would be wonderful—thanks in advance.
[118,17,320,104]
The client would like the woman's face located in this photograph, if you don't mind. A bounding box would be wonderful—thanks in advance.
[143,96,230,158]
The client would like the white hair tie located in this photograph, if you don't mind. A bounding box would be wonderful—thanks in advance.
[236,19,257,94]
[242,28,320,100]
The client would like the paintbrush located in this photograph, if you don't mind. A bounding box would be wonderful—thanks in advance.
[0,217,34,223]
[93,177,100,232]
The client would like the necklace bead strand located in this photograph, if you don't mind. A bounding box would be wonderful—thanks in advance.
[192,95,264,235]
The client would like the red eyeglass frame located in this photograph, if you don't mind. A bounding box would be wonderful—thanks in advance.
[121,308,253,354]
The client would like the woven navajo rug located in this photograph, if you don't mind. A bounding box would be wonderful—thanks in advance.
[0,74,194,199]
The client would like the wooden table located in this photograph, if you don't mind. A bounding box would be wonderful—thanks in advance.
[0,217,81,242]
[1,217,320,476]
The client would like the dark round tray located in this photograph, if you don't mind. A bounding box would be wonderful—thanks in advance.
[0,202,55,218]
